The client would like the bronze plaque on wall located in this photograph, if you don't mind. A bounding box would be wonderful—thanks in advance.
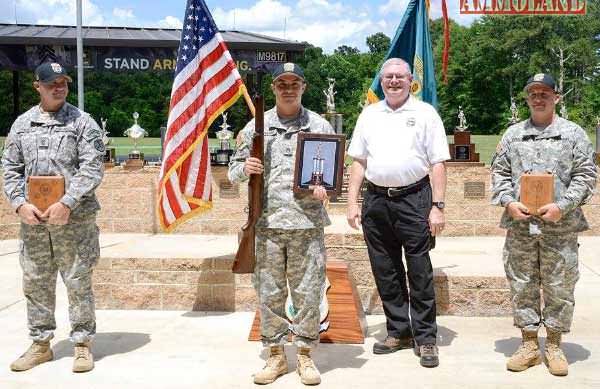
[464,181,485,199]
[219,180,240,199]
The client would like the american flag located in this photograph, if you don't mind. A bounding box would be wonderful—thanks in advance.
[158,0,250,231]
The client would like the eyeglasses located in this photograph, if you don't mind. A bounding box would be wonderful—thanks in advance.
[382,73,411,82]
[527,92,554,101]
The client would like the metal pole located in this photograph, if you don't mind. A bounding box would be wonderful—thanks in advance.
[76,0,84,110]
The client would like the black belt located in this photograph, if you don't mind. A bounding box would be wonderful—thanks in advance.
[367,176,430,198]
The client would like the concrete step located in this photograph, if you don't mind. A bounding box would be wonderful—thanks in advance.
[3,234,599,318]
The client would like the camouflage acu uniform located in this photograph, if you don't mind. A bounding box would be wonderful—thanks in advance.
[491,116,597,332]
[2,102,104,343]
[229,106,333,348]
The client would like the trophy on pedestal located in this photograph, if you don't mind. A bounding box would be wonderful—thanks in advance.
[509,97,520,125]
[448,106,481,163]
[213,112,234,165]
[595,117,600,166]
[321,78,343,134]
[123,112,148,171]
[101,117,116,169]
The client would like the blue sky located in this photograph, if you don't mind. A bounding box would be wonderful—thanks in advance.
[0,0,480,52]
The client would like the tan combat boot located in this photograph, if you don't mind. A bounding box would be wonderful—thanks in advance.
[254,345,288,385]
[10,341,53,371]
[507,329,541,372]
[296,347,321,386]
[72,342,94,373]
[544,328,568,376]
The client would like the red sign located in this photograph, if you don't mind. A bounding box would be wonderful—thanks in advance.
[460,0,586,14]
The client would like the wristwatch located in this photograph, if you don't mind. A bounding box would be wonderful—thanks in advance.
[432,201,445,210]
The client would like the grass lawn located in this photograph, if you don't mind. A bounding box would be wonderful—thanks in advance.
[1,133,596,166]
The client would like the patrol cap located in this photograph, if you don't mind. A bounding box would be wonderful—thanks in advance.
[272,62,305,82]
[34,62,72,83]
[524,73,556,93]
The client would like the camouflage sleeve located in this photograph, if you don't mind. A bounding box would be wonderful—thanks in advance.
[60,115,105,209]
[1,122,27,211]
[490,136,515,207]
[227,119,255,183]
[556,128,597,214]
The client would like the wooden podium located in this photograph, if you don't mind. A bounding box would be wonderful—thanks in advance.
[248,260,367,344]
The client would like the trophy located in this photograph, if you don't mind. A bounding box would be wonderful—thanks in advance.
[213,112,234,165]
[123,112,148,170]
[101,117,116,168]
[321,78,343,134]
[595,117,600,166]
[509,97,520,125]
[309,143,325,186]
[448,105,481,163]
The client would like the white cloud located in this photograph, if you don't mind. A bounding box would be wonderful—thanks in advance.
[379,0,411,14]
[156,15,183,29]
[17,0,105,25]
[113,8,135,20]
[212,0,292,31]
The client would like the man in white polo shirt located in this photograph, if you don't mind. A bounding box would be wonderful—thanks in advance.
[346,58,450,368]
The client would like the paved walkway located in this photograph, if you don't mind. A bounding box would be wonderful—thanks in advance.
[0,235,599,388]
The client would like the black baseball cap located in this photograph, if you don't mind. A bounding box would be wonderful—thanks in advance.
[272,62,305,82]
[524,73,556,92]
[34,62,72,83]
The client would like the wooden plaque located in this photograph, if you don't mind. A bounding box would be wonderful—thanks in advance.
[520,173,554,215]
[248,260,367,344]
[27,176,65,212]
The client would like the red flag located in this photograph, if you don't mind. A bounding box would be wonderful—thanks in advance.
[158,0,250,231]
[441,0,450,84]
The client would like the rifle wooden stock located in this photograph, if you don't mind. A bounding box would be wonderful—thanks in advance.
[232,94,264,274]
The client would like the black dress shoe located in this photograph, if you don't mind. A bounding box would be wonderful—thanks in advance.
[416,344,439,367]
[373,336,414,354]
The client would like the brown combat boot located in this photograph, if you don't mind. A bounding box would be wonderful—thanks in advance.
[507,329,541,372]
[254,345,288,385]
[296,347,321,386]
[72,342,94,373]
[544,328,568,376]
[10,341,53,371]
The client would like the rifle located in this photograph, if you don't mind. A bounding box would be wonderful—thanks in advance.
[232,75,264,274]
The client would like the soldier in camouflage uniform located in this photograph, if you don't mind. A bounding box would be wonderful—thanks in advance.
[228,63,333,386]
[491,73,596,376]
[1,62,104,373]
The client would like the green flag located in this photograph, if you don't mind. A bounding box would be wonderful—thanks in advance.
[367,0,438,107]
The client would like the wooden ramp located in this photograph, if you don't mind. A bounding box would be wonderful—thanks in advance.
[248,260,367,344]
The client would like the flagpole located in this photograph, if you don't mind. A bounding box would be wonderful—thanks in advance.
[76,0,84,110]
[242,86,256,117]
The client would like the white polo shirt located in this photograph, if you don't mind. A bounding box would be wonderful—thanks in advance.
[347,96,450,187]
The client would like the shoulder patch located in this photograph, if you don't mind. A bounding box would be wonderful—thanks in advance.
[85,128,102,141]
[93,138,106,153]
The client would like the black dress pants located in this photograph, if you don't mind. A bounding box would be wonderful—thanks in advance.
[361,183,437,345]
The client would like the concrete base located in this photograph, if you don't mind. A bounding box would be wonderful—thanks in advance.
[1,236,599,388]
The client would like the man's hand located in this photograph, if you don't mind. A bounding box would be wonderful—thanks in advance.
[17,203,44,225]
[41,202,71,225]
[243,157,264,176]
[311,185,328,202]
[346,202,361,230]
[538,203,562,223]
[506,201,531,221]
[428,206,445,236]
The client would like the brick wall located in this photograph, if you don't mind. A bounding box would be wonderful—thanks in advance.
[2,164,600,238]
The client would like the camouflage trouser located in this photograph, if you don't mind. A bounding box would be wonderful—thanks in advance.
[503,229,579,333]
[20,221,100,343]
[254,228,326,349]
